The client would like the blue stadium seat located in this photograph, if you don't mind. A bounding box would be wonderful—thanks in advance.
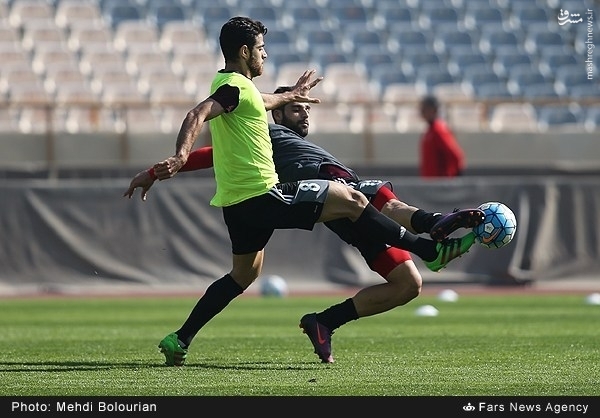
[584,106,600,132]
[512,6,552,32]
[417,69,455,93]
[358,51,395,76]
[265,45,309,69]
[538,50,578,78]
[447,50,488,78]
[462,63,504,87]
[554,65,594,96]
[103,3,144,29]
[193,5,234,39]
[348,28,385,54]
[304,29,338,48]
[537,105,583,131]
[233,0,273,8]
[492,52,533,78]
[375,6,416,30]
[370,63,413,89]
[147,1,187,30]
[405,51,442,68]
[525,30,568,55]
[265,28,292,47]
[473,81,513,99]
[433,30,476,55]
[310,47,350,68]
[243,6,280,30]
[329,4,370,28]
[508,0,540,10]
[194,4,233,26]
[287,5,326,31]
[507,69,552,97]
[520,83,560,100]
[419,7,460,31]
[396,53,435,79]
[479,30,524,55]
[568,83,600,99]
[100,0,138,12]
[463,7,507,31]
[388,28,433,55]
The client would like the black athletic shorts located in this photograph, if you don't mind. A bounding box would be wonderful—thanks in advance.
[222,180,328,255]
[324,179,393,265]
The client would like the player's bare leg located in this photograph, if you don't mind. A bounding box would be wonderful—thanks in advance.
[379,199,420,234]
[351,260,422,317]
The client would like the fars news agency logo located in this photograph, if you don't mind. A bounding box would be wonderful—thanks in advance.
[463,403,476,412]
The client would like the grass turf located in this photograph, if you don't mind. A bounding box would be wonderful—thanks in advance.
[1,292,599,396]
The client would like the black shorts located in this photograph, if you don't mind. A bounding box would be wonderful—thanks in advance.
[325,179,393,265]
[222,180,328,255]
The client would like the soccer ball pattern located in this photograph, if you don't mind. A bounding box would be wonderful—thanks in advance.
[472,202,517,249]
[259,275,289,297]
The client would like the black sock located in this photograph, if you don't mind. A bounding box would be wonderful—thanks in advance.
[176,274,243,347]
[411,209,441,234]
[354,204,412,249]
[394,230,439,261]
[316,298,359,331]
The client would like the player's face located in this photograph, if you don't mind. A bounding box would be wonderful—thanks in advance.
[247,35,266,78]
[280,102,310,137]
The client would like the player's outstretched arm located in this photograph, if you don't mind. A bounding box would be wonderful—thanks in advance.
[262,70,322,110]
[153,146,213,180]
[122,147,214,201]
[123,169,156,201]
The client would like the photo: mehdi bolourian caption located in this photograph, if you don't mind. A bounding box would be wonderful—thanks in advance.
[12,400,158,413]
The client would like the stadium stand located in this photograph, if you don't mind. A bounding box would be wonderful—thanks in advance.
[0,0,594,137]
[433,29,476,56]
[446,102,486,132]
[492,51,534,79]
[537,104,585,132]
[433,83,474,101]
[348,105,398,134]
[419,7,461,32]
[8,0,55,28]
[102,1,143,29]
[489,102,538,133]
[473,82,513,100]
[584,106,600,133]
[146,0,187,30]
[394,103,426,133]
[55,0,103,30]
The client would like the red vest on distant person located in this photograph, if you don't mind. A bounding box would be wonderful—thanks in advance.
[419,119,465,177]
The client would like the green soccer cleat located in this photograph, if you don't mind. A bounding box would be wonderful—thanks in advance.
[425,232,476,272]
[158,332,188,366]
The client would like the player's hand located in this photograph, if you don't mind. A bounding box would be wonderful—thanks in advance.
[123,170,155,201]
[290,70,323,104]
[153,156,185,180]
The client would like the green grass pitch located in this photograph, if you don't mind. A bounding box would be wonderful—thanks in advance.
[1,292,599,396]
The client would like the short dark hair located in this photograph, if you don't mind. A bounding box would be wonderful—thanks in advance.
[272,86,293,113]
[219,17,268,63]
[273,86,292,95]
[421,95,439,109]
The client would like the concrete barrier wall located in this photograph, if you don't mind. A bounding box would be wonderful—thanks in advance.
[1,131,598,173]
[1,176,598,294]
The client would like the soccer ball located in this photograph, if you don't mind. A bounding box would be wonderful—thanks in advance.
[472,202,517,249]
[259,275,289,297]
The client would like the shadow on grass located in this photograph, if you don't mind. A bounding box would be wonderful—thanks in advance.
[0,360,326,372]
